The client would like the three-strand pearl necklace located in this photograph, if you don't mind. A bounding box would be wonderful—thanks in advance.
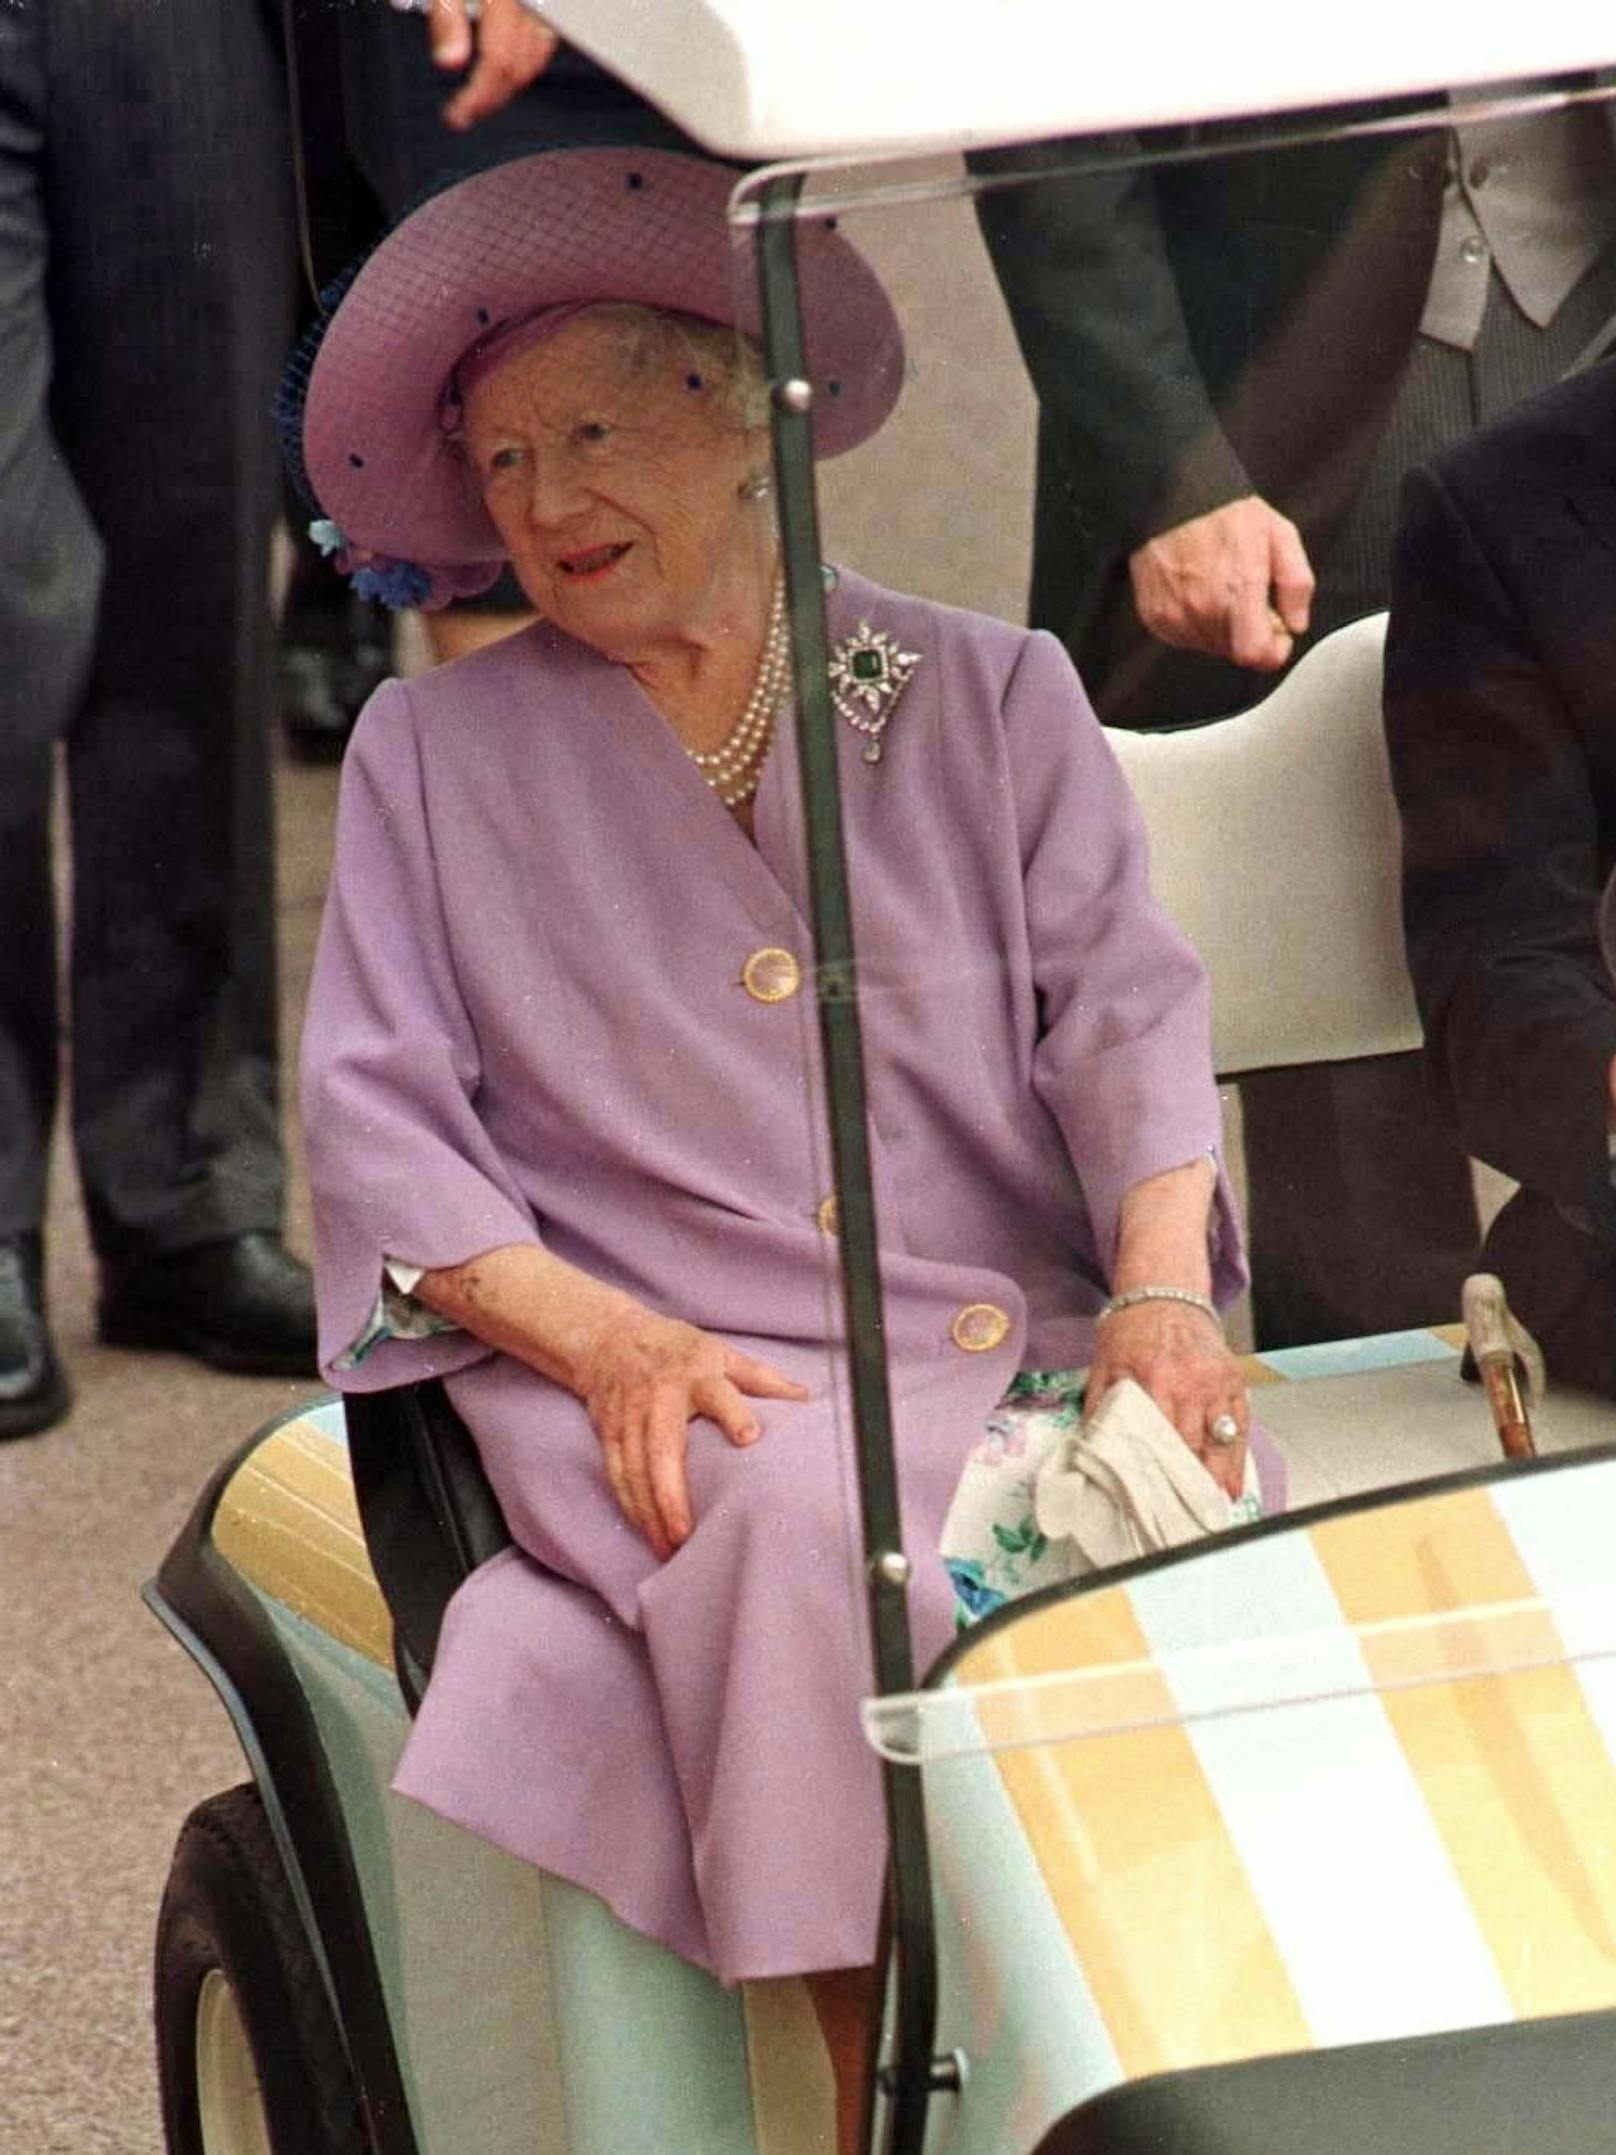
[685,579,790,808]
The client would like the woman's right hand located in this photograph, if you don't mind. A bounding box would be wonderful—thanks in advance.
[414,1245,809,1561]
[575,1309,809,1560]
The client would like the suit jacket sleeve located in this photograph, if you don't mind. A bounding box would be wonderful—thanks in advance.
[970,141,1251,558]
[1384,461,1616,1239]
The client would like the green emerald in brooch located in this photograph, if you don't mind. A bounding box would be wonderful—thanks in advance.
[827,620,922,765]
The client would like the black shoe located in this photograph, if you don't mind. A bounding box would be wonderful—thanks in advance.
[99,1232,317,1378]
[0,1234,70,1439]
[280,597,391,762]
[280,643,359,761]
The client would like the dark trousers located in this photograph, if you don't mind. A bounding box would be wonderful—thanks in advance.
[0,0,296,1257]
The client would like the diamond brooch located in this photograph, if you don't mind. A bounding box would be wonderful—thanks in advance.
[828,621,921,763]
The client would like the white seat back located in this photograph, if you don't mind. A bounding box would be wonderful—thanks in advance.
[1106,614,1419,1077]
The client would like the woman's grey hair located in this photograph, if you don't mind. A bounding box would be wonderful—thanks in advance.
[576,301,770,432]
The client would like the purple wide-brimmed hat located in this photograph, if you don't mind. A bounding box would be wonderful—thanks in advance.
[292,147,905,609]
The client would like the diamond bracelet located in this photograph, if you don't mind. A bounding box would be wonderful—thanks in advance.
[1095,1285,1222,1331]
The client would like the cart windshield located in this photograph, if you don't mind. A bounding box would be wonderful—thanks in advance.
[705,78,1616,1674]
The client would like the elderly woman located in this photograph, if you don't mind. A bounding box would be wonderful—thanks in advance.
[296,147,1276,2146]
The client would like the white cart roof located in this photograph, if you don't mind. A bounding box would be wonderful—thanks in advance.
[537,0,1616,161]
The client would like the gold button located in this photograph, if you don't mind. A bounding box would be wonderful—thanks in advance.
[951,1302,1010,1353]
[741,947,801,1003]
[815,1195,840,1236]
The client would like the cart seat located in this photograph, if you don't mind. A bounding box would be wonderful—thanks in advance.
[343,1381,512,1710]
[1105,610,1417,1078]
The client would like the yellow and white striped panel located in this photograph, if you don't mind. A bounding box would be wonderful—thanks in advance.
[213,1405,394,1670]
[948,1454,1616,2088]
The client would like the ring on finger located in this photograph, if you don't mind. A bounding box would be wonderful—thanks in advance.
[1207,1412,1241,1448]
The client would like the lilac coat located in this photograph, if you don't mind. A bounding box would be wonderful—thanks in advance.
[302,568,1244,1982]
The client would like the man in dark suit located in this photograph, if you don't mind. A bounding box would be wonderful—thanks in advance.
[972,105,1616,1349]
[974,108,1616,724]
[1384,361,1616,1395]
[0,0,316,1436]
[973,125,1443,724]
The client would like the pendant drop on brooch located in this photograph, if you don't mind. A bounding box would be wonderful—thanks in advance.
[828,620,921,763]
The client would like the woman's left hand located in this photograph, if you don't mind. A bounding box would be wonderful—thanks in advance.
[1087,1299,1250,1498]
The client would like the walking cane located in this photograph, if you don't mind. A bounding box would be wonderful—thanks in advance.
[1462,1272,1545,1461]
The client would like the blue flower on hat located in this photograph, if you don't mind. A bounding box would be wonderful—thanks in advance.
[351,556,433,610]
[306,517,432,611]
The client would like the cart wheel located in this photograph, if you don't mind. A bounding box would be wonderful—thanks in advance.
[155,1783,369,2155]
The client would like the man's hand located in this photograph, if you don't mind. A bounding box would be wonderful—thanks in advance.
[423,0,560,131]
[1128,495,1315,672]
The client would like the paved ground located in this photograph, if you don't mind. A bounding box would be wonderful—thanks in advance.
[0,750,336,2153]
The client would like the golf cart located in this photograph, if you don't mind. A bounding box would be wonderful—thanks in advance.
[148,7,1616,2153]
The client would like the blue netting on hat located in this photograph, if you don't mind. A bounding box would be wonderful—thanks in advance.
[274,255,372,513]
[276,251,504,610]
